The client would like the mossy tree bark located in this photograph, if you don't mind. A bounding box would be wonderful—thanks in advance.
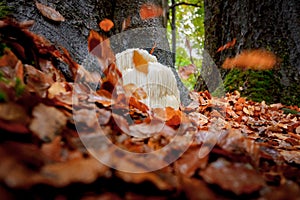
[6,0,191,105]
[195,0,300,106]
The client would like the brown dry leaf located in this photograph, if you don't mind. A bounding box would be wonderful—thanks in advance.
[41,136,63,162]
[48,82,67,98]
[178,64,196,80]
[99,18,114,32]
[24,65,54,98]
[280,150,300,165]
[129,96,149,113]
[39,59,66,82]
[222,49,277,70]
[133,50,148,74]
[140,3,163,20]
[0,102,28,123]
[29,103,67,141]
[96,108,112,125]
[35,2,65,22]
[123,83,147,100]
[73,109,98,128]
[40,157,109,187]
[0,48,19,68]
[87,30,115,67]
[174,146,208,177]
[181,177,217,200]
[129,120,165,138]
[116,171,174,191]
[88,30,103,53]
[199,158,265,195]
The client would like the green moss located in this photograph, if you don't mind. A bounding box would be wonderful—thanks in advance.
[0,1,11,19]
[224,69,282,104]
[14,77,25,97]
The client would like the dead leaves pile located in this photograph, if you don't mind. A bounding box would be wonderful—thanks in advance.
[0,19,300,199]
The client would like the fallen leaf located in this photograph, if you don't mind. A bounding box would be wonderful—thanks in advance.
[140,3,163,20]
[99,18,114,32]
[133,50,148,74]
[0,102,28,123]
[35,2,65,22]
[87,30,115,67]
[116,171,174,191]
[30,103,67,141]
[181,177,217,200]
[41,136,63,162]
[280,150,300,164]
[0,48,19,68]
[199,158,265,195]
[174,146,208,177]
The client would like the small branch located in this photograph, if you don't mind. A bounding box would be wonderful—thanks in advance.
[169,2,202,9]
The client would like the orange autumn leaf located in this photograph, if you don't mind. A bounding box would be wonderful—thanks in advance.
[88,30,104,52]
[149,42,157,55]
[217,38,236,52]
[133,50,148,74]
[139,3,163,20]
[87,30,115,66]
[99,18,114,32]
[35,2,65,22]
[222,49,277,70]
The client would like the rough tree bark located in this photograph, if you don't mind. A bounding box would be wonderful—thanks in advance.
[195,0,300,106]
[6,0,191,105]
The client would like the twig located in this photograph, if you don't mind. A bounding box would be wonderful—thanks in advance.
[169,1,202,9]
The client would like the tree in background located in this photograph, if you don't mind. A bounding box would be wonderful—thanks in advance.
[195,0,300,106]
[5,0,194,105]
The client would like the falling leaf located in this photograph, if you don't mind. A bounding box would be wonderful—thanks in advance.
[132,50,148,74]
[178,64,196,80]
[222,49,277,70]
[149,42,157,55]
[217,38,236,52]
[35,2,65,22]
[140,3,163,20]
[99,18,114,32]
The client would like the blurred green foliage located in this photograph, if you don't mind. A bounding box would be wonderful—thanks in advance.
[0,1,10,19]
[167,0,204,90]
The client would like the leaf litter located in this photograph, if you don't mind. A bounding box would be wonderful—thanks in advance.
[0,18,300,199]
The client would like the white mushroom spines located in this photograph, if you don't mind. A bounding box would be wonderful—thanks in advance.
[115,48,180,109]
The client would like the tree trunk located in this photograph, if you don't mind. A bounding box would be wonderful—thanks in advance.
[6,0,191,105]
[195,0,300,106]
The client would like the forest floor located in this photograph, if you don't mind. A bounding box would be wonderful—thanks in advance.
[0,19,300,200]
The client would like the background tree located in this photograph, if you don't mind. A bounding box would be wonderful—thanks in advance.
[195,0,300,106]
[6,0,191,105]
